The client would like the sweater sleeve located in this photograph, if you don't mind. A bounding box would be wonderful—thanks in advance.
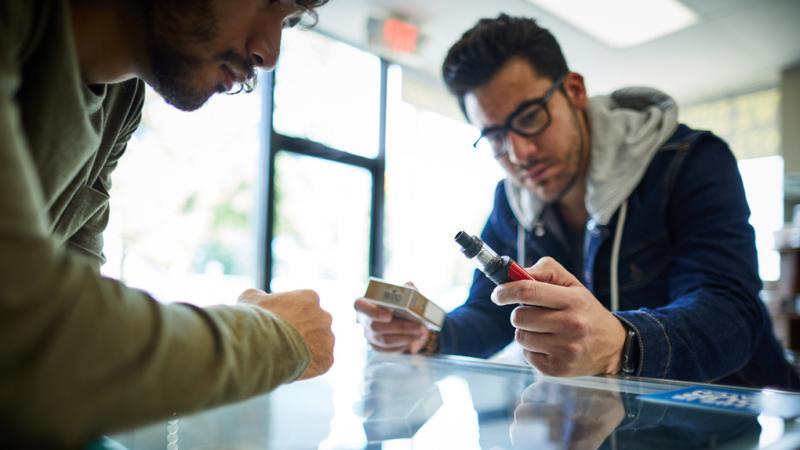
[0,4,309,446]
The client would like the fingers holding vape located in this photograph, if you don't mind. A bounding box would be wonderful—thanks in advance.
[491,258,627,376]
[238,288,335,380]
[524,256,581,287]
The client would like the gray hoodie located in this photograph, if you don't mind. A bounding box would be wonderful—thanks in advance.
[504,87,680,230]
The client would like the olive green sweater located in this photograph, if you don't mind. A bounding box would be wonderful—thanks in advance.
[0,0,310,446]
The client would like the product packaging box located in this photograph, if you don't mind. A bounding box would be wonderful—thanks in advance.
[363,278,446,331]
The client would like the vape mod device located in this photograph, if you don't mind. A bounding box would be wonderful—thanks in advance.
[454,231,534,285]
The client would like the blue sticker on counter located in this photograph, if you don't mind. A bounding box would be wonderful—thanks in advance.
[639,386,800,419]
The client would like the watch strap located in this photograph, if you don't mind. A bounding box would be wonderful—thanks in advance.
[621,326,638,375]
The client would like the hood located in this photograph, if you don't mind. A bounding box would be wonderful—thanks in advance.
[506,86,679,229]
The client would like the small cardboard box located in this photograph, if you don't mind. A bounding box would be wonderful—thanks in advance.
[363,278,445,331]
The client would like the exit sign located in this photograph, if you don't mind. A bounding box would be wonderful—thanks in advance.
[368,16,421,55]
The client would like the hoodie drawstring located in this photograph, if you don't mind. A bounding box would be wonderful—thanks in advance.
[610,199,628,312]
[518,214,545,267]
[519,200,627,313]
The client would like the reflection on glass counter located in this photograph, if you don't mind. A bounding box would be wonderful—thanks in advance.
[111,353,800,450]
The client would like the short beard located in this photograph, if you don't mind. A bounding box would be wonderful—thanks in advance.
[539,103,588,205]
[553,112,586,202]
[142,0,220,111]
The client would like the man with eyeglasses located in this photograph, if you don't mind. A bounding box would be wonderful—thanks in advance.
[355,14,799,390]
[0,0,335,447]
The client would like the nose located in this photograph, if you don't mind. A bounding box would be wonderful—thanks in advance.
[506,131,540,165]
[246,19,285,71]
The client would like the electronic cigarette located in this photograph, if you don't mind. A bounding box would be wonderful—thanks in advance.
[454,231,535,285]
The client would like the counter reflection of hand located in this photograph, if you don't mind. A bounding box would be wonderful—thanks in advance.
[510,381,625,450]
[353,361,442,442]
[353,360,437,417]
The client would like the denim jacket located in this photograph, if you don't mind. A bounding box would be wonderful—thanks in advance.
[439,124,800,390]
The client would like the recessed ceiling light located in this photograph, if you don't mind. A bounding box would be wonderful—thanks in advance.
[527,0,699,48]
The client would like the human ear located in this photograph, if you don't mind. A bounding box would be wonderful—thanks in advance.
[562,72,588,109]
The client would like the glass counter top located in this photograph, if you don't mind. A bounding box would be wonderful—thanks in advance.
[110,352,800,449]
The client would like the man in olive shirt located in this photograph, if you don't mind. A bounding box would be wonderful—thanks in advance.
[0,0,333,447]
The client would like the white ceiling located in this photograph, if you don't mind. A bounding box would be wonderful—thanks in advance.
[312,0,800,106]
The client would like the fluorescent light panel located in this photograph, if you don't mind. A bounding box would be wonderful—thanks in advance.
[527,0,699,48]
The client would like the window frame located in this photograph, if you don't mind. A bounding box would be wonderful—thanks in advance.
[257,59,389,292]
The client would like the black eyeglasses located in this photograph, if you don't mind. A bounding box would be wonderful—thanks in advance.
[473,74,565,158]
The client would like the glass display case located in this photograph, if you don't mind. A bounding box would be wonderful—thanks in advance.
[110,353,800,450]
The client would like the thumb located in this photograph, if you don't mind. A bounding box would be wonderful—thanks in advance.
[238,288,267,303]
[527,257,579,287]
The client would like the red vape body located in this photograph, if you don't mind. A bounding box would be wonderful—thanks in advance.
[454,231,534,285]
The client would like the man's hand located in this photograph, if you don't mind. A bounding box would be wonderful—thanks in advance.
[491,257,627,376]
[238,289,334,380]
[354,282,430,354]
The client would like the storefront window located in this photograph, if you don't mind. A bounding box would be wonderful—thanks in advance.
[274,29,381,158]
[384,99,505,311]
[102,85,261,306]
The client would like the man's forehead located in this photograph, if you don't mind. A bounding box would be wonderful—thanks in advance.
[485,59,552,98]
[465,59,552,126]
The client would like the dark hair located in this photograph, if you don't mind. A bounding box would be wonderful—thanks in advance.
[441,14,569,116]
[230,0,329,95]
[296,0,329,27]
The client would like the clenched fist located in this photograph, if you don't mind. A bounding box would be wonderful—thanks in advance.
[238,289,335,380]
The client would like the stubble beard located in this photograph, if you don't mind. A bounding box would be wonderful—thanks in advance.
[141,0,220,111]
[531,106,588,205]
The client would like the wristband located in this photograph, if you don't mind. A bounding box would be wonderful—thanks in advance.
[621,326,639,375]
[420,331,440,355]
